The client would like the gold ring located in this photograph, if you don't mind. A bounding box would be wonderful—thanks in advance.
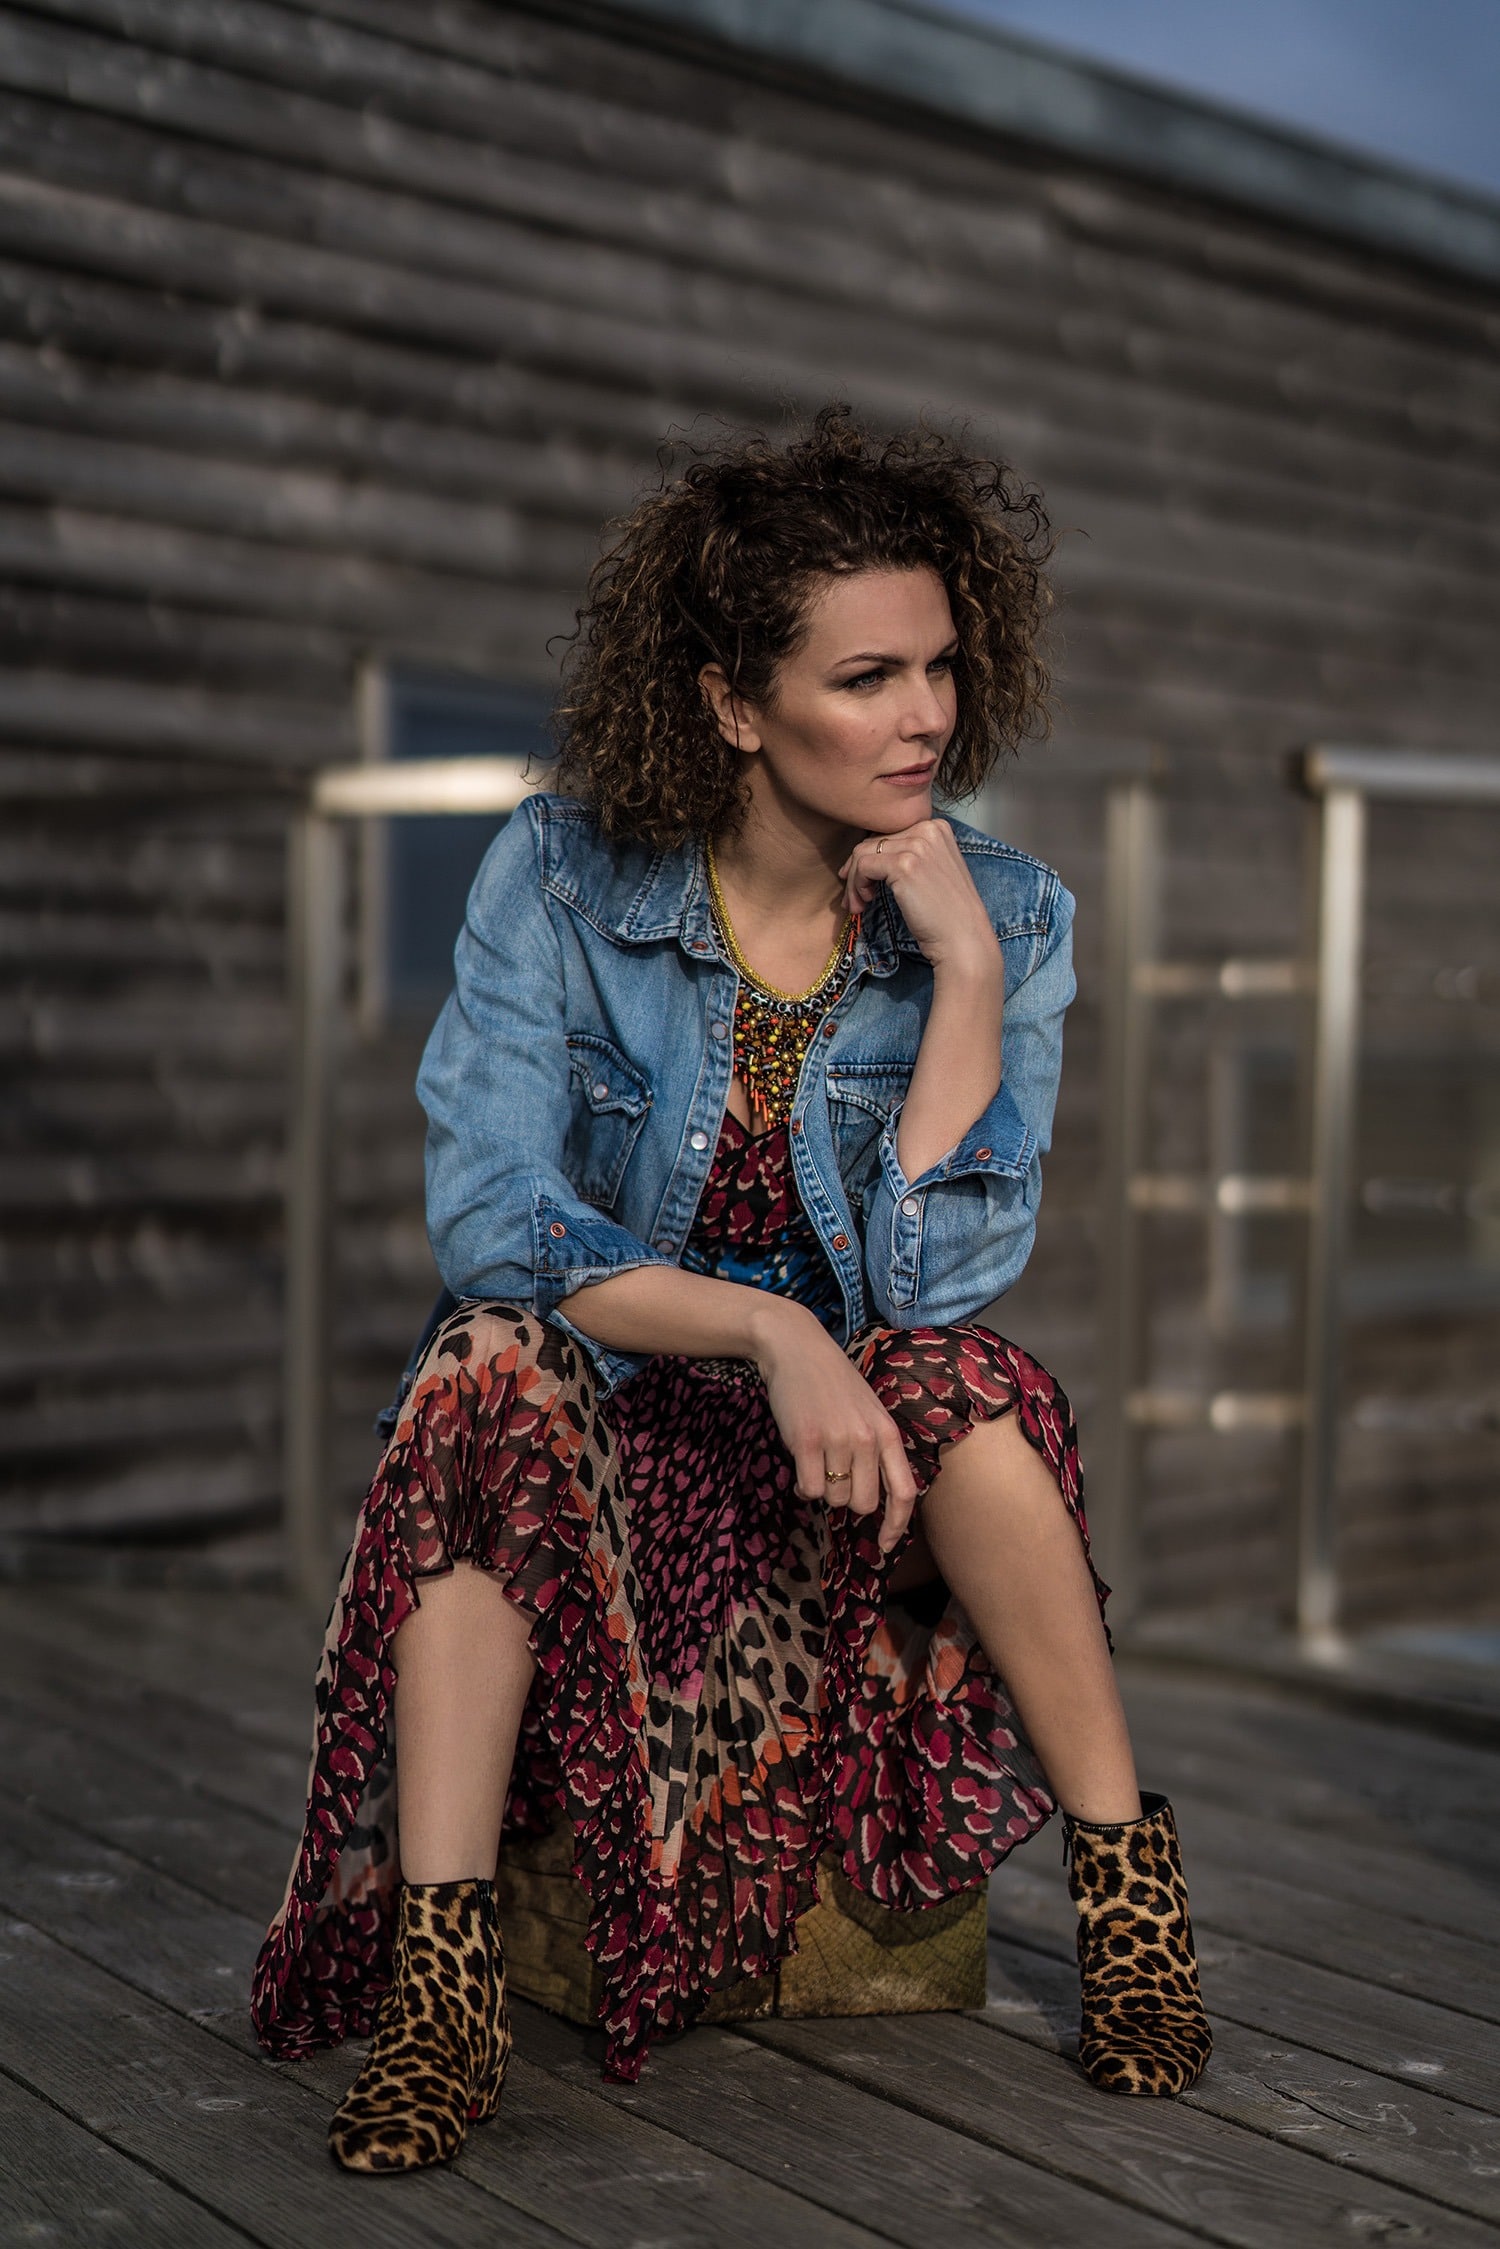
[824,1466,852,1483]
[874,839,885,855]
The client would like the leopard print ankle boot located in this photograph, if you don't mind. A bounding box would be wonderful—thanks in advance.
[328,1878,512,2172]
[1065,1792,1212,2097]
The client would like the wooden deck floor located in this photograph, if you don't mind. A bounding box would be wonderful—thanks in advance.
[2,1582,1498,2248]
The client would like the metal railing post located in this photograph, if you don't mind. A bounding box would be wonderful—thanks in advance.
[1094,780,1160,1623]
[1295,783,1366,1645]
[283,808,345,1613]
[281,757,536,1609]
[1094,744,1497,1650]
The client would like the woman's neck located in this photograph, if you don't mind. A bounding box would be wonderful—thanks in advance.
[710,785,856,918]
[710,791,859,1136]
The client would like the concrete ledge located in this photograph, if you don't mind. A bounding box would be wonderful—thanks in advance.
[1120,1619,1500,1749]
[602,0,1500,289]
[0,1530,288,1594]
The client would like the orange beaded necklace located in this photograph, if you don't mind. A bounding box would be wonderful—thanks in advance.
[705,841,855,1131]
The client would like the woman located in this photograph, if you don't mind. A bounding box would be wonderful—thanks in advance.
[252,406,1211,2173]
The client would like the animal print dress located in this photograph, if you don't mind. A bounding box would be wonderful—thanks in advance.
[251,1114,1105,2084]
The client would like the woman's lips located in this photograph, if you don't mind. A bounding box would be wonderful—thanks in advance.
[880,763,937,787]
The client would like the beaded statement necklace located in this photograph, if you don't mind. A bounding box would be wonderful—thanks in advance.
[705,841,855,1132]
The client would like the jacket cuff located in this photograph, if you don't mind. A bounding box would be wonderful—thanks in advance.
[544,1306,649,1400]
[876,1082,1035,1307]
[878,1079,1035,1201]
[530,1193,673,1321]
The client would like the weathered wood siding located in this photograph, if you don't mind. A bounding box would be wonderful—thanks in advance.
[2,0,1496,1620]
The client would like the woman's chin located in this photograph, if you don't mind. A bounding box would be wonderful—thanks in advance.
[871,788,934,827]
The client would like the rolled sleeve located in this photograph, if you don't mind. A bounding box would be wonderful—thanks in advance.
[530,1193,665,1321]
[418,805,670,1390]
[864,880,1075,1326]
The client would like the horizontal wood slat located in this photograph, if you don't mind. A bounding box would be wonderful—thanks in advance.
[0,0,1494,1604]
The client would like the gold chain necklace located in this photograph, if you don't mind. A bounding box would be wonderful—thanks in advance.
[704,842,853,999]
[705,840,854,1129]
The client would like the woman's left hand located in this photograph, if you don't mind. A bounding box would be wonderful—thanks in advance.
[839,819,1002,980]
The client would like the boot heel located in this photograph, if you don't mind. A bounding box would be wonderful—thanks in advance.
[467,2061,506,2124]
[467,1882,512,2126]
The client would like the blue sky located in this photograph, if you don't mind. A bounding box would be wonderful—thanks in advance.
[938,0,1500,199]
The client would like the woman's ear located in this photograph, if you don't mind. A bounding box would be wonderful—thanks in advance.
[698,663,763,755]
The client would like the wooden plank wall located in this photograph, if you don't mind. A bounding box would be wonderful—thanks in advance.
[1,0,1496,1622]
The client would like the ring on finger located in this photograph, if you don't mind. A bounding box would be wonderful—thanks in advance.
[874,839,885,856]
[824,1465,853,1484]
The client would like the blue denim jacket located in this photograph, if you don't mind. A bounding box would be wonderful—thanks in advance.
[413,793,1075,1401]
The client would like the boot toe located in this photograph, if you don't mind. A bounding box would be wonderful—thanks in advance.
[329,2098,463,2172]
[1078,2016,1212,2097]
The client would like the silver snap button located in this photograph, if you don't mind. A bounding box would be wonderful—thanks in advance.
[901,1196,919,1216]
[710,1021,728,1039]
[654,1236,672,1252]
[690,1129,709,1151]
[592,1080,609,1101]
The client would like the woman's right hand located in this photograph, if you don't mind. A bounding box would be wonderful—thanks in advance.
[752,1301,917,1554]
[559,1266,918,1551]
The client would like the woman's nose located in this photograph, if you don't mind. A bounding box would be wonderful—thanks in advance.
[902,676,951,740]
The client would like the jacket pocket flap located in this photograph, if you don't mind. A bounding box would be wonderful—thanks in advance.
[566,1034,652,1118]
[827,1059,910,1120]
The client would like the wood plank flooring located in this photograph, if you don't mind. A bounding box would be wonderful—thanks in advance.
[1,1583,1497,2247]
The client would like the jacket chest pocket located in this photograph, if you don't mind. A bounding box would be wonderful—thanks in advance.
[564,1035,652,1209]
[826,1060,910,1196]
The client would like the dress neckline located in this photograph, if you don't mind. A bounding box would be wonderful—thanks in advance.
[717,1108,788,1152]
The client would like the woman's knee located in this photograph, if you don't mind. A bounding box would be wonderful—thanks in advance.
[407,1301,576,1400]
[857,1321,1004,1428]
[860,1321,962,1386]
[430,1300,541,1361]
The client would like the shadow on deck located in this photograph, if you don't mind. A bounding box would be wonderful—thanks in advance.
[2,1581,1498,2247]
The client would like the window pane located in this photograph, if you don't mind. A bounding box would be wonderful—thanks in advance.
[386,670,552,1015]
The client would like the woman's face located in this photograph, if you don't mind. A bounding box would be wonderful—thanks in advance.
[703,565,959,838]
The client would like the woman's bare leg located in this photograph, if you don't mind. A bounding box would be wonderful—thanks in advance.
[915,1412,1142,1825]
[392,1562,536,1883]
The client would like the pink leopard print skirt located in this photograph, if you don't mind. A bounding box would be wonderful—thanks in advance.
[250,1298,1103,2083]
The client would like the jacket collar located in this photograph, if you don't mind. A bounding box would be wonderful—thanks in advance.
[603,835,915,978]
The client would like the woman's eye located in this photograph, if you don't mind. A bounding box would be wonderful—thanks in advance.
[928,656,955,676]
[844,668,885,691]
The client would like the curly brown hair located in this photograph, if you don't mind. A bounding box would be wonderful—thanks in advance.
[554,404,1054,848]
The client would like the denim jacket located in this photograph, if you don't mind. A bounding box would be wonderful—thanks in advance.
[413,792,1075,1400]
